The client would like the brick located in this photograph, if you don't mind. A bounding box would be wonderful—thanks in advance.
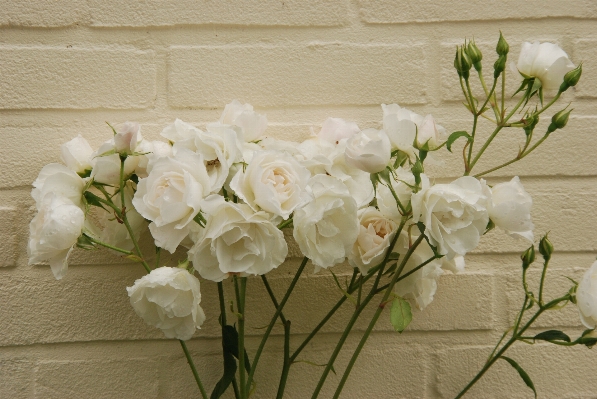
[574,39,597,98]
[359,1,597,23]
[0,0,89,27]
[0,47,156,109]
[89,0,349,27]
[0,207,18,267]
[0,358,33,399]
[437,344,597,398]
[35,359,158,398]
[167,44,427,108]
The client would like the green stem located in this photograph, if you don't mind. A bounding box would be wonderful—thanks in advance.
[501,68,506,119]
[246,257,308,392]
[332,235,425,399]
[218,283,240,399]
[374,255,438,294]
[387,182,407,215]
[87,236,134,256]
[277,218,293,230]
[535,92,561,116]
[460,76,475,115]
[261,275,287,324]
[478,73,500,121]
[276,320,292,399]
[180,340,208,399]
[234,276,248,399]
[538,257,551,305]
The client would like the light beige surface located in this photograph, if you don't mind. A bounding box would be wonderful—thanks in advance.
[1,1,596,398]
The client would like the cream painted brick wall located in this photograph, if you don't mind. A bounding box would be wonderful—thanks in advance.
[0,1,596,398]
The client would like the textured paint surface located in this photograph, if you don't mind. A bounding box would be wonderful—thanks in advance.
[1,1,596,398]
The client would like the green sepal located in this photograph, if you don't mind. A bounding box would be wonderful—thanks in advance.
[84,191,108,211]
[445,131,471,153]
[76,234,96,250]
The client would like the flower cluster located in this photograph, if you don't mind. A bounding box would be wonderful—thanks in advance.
[27,36,595,364]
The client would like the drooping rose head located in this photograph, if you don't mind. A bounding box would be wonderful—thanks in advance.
[344,128,391,174]
[188,195,288,282]
[31,163,85,209]
[488,176,534,242]
[411,176,491,260]
[515,42,575,91]
[577,260,597,329]
[113,121,142,155]
[28,193,85,280]
[126,267,206,341]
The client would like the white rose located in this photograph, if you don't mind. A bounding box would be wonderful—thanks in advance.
[348,207,397,274]
[315,117,360,145]
[488,176,534,242]
[230,150,311,219]
[219,100,267,142]
[135,140,173,179]
[188,195,288,282]
[31,163,85,209]
[382,104,446,153]
[132,148,211,253]
[99,183,147,251]
[28,193,85,280]
[393,232,443,310]
[576,260,597,329]
[376,167,427,222]
[344,128,391,174]
[515,42,575,91]
[126,266,206,340]
[91,141,139,185]
[293,175,359,270]
[411,176,490,259]
[60,135,94,175]
[114,122,142,154]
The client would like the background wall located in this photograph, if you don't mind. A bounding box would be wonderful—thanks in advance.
[1,1,596,398]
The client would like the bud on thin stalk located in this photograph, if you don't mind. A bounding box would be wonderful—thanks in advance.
[496,31,509,56]
[493,55,507,79]
[466,39,483,71]
[559,64,582,92]
[454,46,472,80]
[547,108,572,133]
[521,245,536,269]
[538,234,554,260]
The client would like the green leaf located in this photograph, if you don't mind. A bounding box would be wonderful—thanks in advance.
[390,298,412,333]
[578,329,597,348]
[84,191,108,210]
[124,254,144,263]
[533,330,571,343]
[222,325,251,374]
[445,131,471,153]
[210,351,237,399]
[501,356,537,399]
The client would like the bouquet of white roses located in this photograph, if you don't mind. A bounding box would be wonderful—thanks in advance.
[28,33,595,398]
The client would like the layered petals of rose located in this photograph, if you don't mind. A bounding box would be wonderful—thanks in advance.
[230,150,311,220]
[60,135,95,175]
[516,42,575,91]
[133,148,211,253]
[488,176,534,242]
[31,163,85,209]
[127,267,206,341]
[349,207,397,274]
[28,193,85,280]
[412,176,491,260]
[293,175,359,270]
[577,260,597,329]
[345,128,392,174]
[189,195,288,282]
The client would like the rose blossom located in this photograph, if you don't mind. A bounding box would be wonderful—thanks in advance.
[488,176,534,242]
[576,260,597,329]
[113,122,141,155]
[60,135,94,175]
[411,176,491,259]
[515,42,575,91]
[348,207,397,274]
[293,175,359,270]
[219,100,267,142]
[28,193,85,280]
[382,104,447,154]
[230,150,311,219]
[376,167,428,222]
[188,195,288,282]
[126,267,206,340]
[344,128,391,174]
[132,148,211,253]
[31,163,85,209]
[315,117,360,145]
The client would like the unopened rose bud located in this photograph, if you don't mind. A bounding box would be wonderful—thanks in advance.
[538,234,554,260]
[521,245,535,269]
[547,108,572,133]
[523,113,539,135]
[559,64,582,92]
[454,46,472,79]
[496,32,509,56]
[494,55,507,79]
[466,40,483,71]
